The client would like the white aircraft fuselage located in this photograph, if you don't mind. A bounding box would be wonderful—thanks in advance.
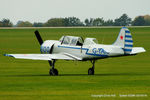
[40,40,124,60]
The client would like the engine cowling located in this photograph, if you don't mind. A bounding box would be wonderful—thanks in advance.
[40,40,58,54]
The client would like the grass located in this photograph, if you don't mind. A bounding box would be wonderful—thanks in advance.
[0,27,150,100]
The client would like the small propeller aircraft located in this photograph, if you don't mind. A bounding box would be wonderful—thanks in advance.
[4,27,146,76]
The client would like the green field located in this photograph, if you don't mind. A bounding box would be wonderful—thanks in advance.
[0,27,150,100]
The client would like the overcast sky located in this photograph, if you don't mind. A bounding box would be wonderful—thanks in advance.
[1,0,150,24]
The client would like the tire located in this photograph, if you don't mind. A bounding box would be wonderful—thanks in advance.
[49,69,53,76]
[49,68,58,76]
[54,69,58,75]
[88,68,94,75]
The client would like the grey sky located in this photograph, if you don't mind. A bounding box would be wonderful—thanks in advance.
[1,0,150,24]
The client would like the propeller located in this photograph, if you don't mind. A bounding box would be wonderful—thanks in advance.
[34,30,43,45]
[34,30,53,65]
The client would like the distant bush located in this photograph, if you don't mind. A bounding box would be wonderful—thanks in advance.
[132,15,150,26]
[1,14,150,27]
[16,21,33,27]
[0,18,13,27]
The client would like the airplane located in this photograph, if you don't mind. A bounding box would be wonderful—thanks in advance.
[4,27,146,76]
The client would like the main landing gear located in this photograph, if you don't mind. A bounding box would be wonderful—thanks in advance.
[48,60,58,76]
[48,60,95,76]
[88,60,95,75]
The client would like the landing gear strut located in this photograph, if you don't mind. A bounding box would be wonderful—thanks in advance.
[88,60,95,75]
[48,60,58,76]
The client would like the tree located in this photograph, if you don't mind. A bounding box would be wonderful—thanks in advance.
[64,17,84,26]
[89,18,94,26]
[85,18,104,26]
[103,19,114,26]
[16,21,23,26]
[84,19,90,26]
[84,18,94,26]
[93,18,104,26]
[0,19,13,27]
[143,15,150,25]
[0,21,2,27]
[114,14,131,26]
[33,22,43,27]
[132,16,145,26]
[16,21,33,27]
[44,18,65,27]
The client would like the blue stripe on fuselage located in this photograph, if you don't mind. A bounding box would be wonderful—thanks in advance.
[58,45,88,50]
[58,45,108,57]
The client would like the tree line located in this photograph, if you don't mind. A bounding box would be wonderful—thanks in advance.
[1,14,150,27]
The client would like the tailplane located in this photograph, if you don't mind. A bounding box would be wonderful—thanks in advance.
[113,27,133,54]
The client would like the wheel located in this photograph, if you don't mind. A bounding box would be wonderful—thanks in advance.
[54,69,58,75]
[49,68,58,76]
[88,68,94,75]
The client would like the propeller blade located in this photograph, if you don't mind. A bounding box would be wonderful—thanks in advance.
[34,30,43,45]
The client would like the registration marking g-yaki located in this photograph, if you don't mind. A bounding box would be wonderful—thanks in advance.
[92,48,109,55]
[85,48,109,56]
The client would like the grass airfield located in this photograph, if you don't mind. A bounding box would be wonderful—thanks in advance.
[0,27,150,100]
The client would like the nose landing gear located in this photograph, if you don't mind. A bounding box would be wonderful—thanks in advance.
[48,60,58,76]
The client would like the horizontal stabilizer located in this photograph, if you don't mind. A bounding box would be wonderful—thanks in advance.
[130,47,146,54]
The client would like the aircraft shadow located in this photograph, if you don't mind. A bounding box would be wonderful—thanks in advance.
[60,73,150,76]
[2,73,150,77]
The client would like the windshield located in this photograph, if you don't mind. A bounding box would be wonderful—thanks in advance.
[59,36,83,46]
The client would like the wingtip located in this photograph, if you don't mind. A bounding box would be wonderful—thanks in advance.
[4,54,7,56]
[3,54,13,57]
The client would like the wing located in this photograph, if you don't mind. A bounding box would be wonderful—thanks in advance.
[4,53,82,61]
[130,47,146,54]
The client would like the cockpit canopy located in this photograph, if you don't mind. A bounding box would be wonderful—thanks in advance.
[59,36,98,46]
[59,36,83,46]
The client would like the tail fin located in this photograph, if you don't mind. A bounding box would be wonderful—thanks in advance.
[113,27,133,54]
